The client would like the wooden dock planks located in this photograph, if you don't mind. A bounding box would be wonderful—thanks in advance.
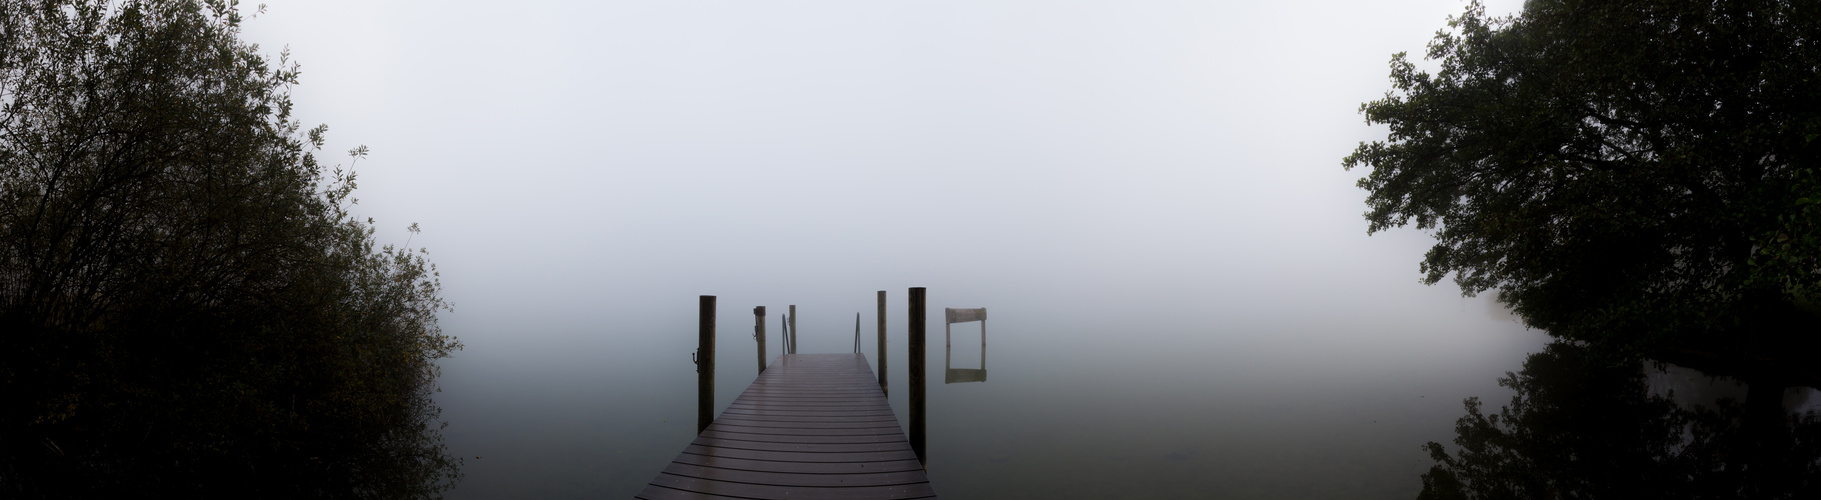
[636,353,937,500]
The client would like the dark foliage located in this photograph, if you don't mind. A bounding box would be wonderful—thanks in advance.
[1344,0,1821,362]
[0,0,461,496]
[1419,342,1821,500]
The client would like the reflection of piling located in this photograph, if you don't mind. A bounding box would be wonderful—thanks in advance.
[943,308,989,384]
[698,295,716,435]
[789,305,798,354]
[908,287,927,466]
[877,290,887,395]
[754,306,766,374]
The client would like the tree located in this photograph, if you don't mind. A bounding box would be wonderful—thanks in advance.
[0,0,461,496]
[1343,0,1821,376]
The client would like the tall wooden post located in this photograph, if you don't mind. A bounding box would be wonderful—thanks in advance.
[754,306,766,373]
[698,295,715,435]
[908,287,926,466]
[877,290,887,395]
[788,305,798,354]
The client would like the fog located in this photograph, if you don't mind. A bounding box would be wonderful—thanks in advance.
[241,0,1523,326]
[241,1,1553,498]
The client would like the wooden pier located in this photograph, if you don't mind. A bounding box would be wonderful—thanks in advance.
[636,353,937,500]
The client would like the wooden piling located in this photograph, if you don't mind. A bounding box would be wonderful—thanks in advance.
[877,290,887,395]
[789,305,798,354]
[908,287,926,466]
[753,306,766,374]
[698,295,715,435]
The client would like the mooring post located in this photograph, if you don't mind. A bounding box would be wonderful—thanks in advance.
[698,295,716,435]
[877,290,887,395]
[789,305,798,354]
[908,287,927,466]
[754,306,766,373]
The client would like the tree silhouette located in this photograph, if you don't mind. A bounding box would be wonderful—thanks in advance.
[1344,0,1821,377]
[0,1,461,496]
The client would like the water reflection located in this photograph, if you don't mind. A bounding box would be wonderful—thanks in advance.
[945,308,988,384]
[1419,342,1821,499]
[8,388,461,497]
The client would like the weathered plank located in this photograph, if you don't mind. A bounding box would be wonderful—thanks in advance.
[705,428,900,439]
[636,353,937,500]
[668,453,926,475]
[698,430,907,444]
[662,462,929,487]
[943,307,986,324]
[644,474,936,500]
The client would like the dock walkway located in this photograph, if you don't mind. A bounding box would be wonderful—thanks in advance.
[636,353,937,500]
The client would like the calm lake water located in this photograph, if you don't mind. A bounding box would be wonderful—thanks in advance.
[430,290,1819,499]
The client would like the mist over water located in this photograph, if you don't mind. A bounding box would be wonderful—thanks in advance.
[429,283,1551,498]
[227,0,1634,498]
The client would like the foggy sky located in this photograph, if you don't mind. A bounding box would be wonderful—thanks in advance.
[240,0,1531,356]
